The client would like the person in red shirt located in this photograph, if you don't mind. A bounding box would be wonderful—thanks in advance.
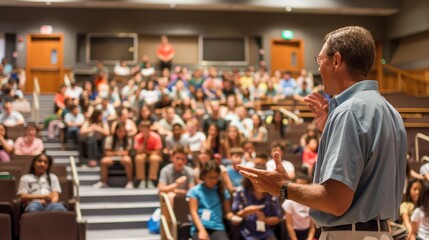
[134,120,163,188]
[302,136,318,177]
[156,35,175,72]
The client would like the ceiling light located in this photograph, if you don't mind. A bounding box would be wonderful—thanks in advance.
[285,6,292,12]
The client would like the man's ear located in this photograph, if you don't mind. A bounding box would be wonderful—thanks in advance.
[333,52,342,70]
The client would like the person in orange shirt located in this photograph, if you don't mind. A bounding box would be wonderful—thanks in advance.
[156,35,175,72]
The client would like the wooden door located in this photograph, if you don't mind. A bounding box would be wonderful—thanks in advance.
[271,39,304,77]
[26,34,64,93]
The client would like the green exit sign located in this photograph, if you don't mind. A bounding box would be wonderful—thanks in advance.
[282,30,294,40]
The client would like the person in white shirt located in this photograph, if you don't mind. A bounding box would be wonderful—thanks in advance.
[183,119,206,153]
[65,80,83,103]
[410,188,429,240]
[64,105,85,144]
[282,173,316,240]
[266,143,295,179]
[0,100,25,127]
[114,60,131,76]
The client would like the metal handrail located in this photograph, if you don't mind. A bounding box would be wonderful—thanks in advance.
[279,107,304,124]
[160,192,177,240]
[69,156,83,223]
[415,133,429,162]
[31,77,40,125]
[161,215,174,240]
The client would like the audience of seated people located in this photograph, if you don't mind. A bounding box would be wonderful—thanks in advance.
[0,56,329,239]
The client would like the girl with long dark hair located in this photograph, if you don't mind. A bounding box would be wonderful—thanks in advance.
[93,123,134,189]
[187,161,236,240]
[17,153,67,212]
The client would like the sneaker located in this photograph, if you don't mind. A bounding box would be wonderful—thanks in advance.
[125,181,134,189]
[93,181,108,188]
[147,180,155,189]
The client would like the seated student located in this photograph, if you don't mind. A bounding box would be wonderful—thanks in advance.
[410,187,429,240]
[0,99,25,127]
[158,147,195,205]
[194,147,234,193]
[110,108,138,137]
[226,147,245,190]
[134,121,163,189]
[301,136,318,177]
[401,179,423,237]
[0,123,14,162]
[14,123,44,156]
[282,173,316,240]
[187,161,236,240]
[183,118,206,158]
[80,109,110,167]
[17,154,67,213]
[94,123,134,189]
[64,104,85,145]
[164,123,189,155]
[232,166,282,240]
[265,143,296,179]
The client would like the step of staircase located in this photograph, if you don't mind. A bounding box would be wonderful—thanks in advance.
[81,202,159,216]
[85,214,152,230]
[80,186,159,203]
[87,228,160,240]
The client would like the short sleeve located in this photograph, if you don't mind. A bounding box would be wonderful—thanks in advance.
[104,136,113,150]
[399,202,412,216]
[319,109,368,191]
[186,186,198,199]
[282,200,294,214]
[50,174,62,194]
[158,167,168,185]
[231,190,244,213]
[410,207,422,223]
[420,163,429,175]
[17,175,29,195]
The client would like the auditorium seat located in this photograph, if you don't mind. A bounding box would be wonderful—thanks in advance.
[19,211,79,240]
[0,179,21,238]
[0,213,12,240]
[5,125,26,141]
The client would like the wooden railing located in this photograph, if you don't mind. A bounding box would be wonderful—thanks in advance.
[378,64,429,96]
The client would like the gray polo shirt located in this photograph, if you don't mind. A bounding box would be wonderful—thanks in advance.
[310,80,407,227]
[158,163,194,190]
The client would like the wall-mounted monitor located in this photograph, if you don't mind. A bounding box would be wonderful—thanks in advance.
[86,33,138,64]
[199,35,249,66]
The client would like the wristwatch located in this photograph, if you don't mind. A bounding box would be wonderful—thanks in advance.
[280,181,290,201]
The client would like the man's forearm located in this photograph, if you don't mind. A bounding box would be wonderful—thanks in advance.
[287,180,353,216]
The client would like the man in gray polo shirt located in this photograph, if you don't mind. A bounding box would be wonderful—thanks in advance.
[238,26,406,240]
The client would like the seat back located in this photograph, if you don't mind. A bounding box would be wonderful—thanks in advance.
[51,165,67,179]
[5,125,26,141]
[0,179,17,203]
[0,213,12,240]
[59,178,75,210]
[10,155,34,171]
[0,166,22,184]
[173,195,191,240]
[19,211,79,240]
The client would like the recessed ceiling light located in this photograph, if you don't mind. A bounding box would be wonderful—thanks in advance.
[285,6,292,12]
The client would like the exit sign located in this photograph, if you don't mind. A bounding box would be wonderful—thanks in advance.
[282,30,294,40]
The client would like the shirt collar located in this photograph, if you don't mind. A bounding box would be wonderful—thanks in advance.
[329,80,378,113]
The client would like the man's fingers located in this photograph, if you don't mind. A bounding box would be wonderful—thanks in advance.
[273,151,285,173]
[237,164,265,175]
[238,169,259,179]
